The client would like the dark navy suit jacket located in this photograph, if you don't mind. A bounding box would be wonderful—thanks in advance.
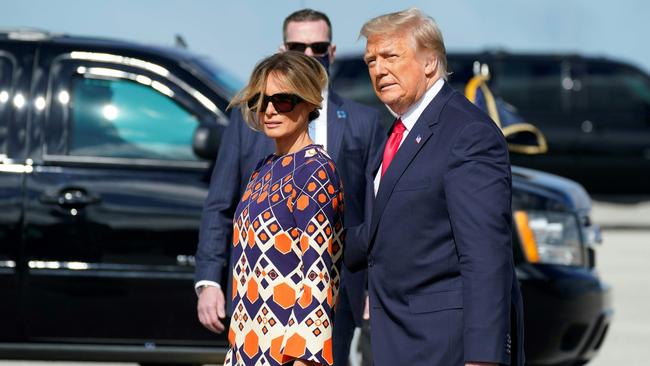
[195,91,385,326]
[345,83,524,366]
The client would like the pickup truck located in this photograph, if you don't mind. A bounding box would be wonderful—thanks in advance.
[0,30,612,366]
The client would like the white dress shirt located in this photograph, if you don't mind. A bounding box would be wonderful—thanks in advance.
[308,89,328,149]
[374,78,445,195]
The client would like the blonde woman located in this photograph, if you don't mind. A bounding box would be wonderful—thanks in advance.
[223,51,344,366]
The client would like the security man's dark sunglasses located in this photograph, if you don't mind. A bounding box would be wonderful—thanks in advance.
[247,93,304,113]
[285,42,330,55]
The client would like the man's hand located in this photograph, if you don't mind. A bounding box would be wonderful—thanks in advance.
[197,286,226,333]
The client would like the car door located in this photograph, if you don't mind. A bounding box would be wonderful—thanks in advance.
[574,60,650,194]
[22,45,228,346]
[0,42,35,342]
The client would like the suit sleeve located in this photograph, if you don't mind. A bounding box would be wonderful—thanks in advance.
[194,111,244,286]
[281,159,344,366]
[343,172,374,272]
[443,122,513,365]
[366,109,387,173]
[344,109,385,273]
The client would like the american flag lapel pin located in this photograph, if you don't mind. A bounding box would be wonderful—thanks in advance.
[415,134,422,144]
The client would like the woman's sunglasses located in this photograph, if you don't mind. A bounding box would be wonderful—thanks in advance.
[247,93,304,113]
[285,42,330,55]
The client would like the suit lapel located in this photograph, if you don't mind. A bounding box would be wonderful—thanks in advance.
[326,92,345,162]
[368,83,456,249]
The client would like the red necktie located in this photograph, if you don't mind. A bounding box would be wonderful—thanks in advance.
[381,118,406,177]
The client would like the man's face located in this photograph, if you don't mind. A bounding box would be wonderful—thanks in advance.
[364,33,436,114]
[283,20,336,62]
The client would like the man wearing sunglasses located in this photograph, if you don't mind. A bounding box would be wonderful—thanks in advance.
[194,8,385,365]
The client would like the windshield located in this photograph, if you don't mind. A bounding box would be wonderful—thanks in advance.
[191,58,243,99]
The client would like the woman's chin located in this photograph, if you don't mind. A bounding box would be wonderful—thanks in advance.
[263,127,282,139]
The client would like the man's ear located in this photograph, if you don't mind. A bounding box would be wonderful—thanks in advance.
[329,43,337,64]
[278,43,287,53]
[424,55,438,77]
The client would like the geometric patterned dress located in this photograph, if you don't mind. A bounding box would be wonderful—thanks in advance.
[223,144,344,366]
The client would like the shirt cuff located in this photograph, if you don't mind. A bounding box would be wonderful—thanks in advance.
[195,280,221,296]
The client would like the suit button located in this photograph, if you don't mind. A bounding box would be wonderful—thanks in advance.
[368,256,375,267]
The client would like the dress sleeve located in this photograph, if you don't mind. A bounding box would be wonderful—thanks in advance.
[280,158,344,366]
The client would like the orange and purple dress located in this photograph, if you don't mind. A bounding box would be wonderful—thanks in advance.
[223,145,344,366]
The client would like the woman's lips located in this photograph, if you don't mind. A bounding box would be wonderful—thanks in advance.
[264,121,282,128]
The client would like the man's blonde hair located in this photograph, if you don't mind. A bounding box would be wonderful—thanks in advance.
[360,8,449,80]
[229,51,327,131]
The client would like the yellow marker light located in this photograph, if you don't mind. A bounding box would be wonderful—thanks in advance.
[514,210,540,263]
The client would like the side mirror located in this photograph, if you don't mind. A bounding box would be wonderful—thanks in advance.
[193,124,223,160]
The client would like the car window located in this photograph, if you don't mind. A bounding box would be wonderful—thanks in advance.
[492,60,565,112]
[68,76,200,160]
[447,58,477,91]
[0,55,13,155]
[584,61,650,126]
[330,56,381,107]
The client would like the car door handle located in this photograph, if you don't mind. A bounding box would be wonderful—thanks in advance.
[40,189,102,208]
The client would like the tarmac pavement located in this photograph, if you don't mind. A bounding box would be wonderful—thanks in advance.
[586,198,650,366]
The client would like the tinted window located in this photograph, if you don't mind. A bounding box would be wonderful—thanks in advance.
[0,55,13,155]
[447,58,477,90]
[584,62,650,127]
[69,76,200,160]
[330,56,382,106]
[493,60,565,112]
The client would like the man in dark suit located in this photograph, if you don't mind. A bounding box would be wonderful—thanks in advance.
[194,9,385,365]
[344,8,524,366]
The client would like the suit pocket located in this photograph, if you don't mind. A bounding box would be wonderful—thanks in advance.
[408,289,463,314]
[394,177,430,192]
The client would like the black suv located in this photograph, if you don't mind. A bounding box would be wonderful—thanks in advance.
[334,51,650,195]
[0,30,233,363]
[1,32,611,366]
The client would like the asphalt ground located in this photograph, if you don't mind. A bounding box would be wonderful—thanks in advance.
[1,199,649,366]
[586,199,650,366]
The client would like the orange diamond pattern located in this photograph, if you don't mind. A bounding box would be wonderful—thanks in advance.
[224,146,343,366]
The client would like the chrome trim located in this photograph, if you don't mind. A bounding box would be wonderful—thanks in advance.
[29,269,194,280]
[28,260,195,273]
[176,254,196,266]
[66,51,226,119]
[41,154,209,170]
[78,67,176,98]
[70,51,169,77]
[2,28,57,41]
[29,261,88,270]
[583,225,603,247]
[0,260,16,268]
[0,162,33,173]
[0,342,227,363]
